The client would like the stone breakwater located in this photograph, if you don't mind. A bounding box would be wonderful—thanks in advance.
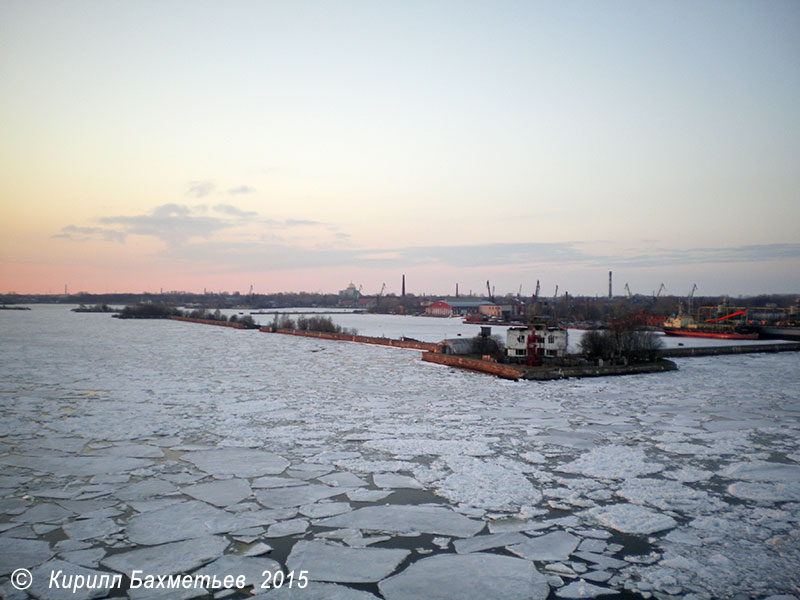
[259,327,439,351]
[170,316,248,329]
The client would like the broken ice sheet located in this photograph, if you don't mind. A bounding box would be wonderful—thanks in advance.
[558,446,664,479]
[727,481,800,502]
[182,448,289,478]
[100,535,228,575]
[114,479,179,501]
[125,500,244,545]
[252,476,306,489]
[0,538,53,575]
[62,516,122,540]
[256,484,350,509]
[585,503,677,534]
[258,581,380,599]
[299,502,352,518]
[29,559,112,600]
[507,530,580,561]
[3,455,152,476]
[616,478,726,512]
[722,461,800,482]
[193,554,282,588]
[435,455,543,510]
[372,473,423,489]
[346,489,392,502]
[378,553,549,600]
[12,502,74,524]
[363,437,493,457]
[286,540,409,583]
[265,518,309,537]
[316,505,485,537]
[318,472,368,487]
[453,531,528,554]
[556,580,617,598]
[183,478,252,507]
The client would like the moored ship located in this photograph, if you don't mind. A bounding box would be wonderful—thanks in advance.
[662,306,759,339]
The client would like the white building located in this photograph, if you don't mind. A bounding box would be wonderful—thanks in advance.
[506,323,568,365]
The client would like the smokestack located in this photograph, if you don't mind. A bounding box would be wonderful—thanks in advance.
[401,274,405,297]
[608,271,612,299]
[456,283,459,298]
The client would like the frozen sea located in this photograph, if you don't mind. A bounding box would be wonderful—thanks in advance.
[1,305,799,600]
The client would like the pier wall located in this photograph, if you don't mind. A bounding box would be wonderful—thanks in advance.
[421,352,522,380]
[261,327,439,351]
[521,359,677,380]
[169,316,247,329]
[662,343,800,358]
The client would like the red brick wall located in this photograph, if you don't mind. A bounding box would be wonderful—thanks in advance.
[170,317,247,329]
[421,352,521,380]
[260,327,439,351]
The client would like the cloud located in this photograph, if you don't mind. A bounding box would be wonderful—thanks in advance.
[157,240,592,272]
[186,180,215,198]
[97,205,233,246]
[214,204,258,218]
[155,240,800,277]
[54,203,336,249]
[285,219,322,227]
[228,185,255,195]
[53,225,126,243]
[602,243,800,268]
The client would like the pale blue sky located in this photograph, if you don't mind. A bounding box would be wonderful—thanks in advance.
[2,1,798,295]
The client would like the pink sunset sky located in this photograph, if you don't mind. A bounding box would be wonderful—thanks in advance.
[2,1,799,297]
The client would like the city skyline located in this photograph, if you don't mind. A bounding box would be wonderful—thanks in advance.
[2,1,799,296]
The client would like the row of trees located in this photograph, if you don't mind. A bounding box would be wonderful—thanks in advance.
[579,322,664,363]
[116,304,257,328]
[271,314,357,335]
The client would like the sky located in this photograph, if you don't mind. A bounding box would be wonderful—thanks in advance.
[1,0,799,298]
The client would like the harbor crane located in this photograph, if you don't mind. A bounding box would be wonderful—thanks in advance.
[624,283,632,298]
[486,280,495,302]
[655,283,665,298]
[553,285,558,299]
[688,283,698,314]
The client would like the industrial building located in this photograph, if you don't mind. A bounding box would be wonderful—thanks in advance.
[425,300,500,318]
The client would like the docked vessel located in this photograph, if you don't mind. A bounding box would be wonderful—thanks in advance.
[662,306,759,339]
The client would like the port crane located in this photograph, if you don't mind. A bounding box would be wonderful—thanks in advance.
[376,282,386,301]
[624,283,632,298]
[486,280,495,303]
[654,283,666,298]
[553,285,558,298]
[688,283,697,314]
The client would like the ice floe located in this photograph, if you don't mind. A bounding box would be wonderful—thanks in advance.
[372,473,423,489]
[316,505,485,537]
[507,530,580,561]
[585,503,677,534]
[286,540,408,583]
[100,535,228,575]
[258,581,380,599]
[378,553,549,600]
[558,446,664,479]
[182,448,289,477]
[125,500,243,545]
[182,478,252,506]
[256,484,350,509]
[0,537,52,575]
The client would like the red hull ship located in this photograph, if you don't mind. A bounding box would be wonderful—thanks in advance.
[662,306,759,340]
